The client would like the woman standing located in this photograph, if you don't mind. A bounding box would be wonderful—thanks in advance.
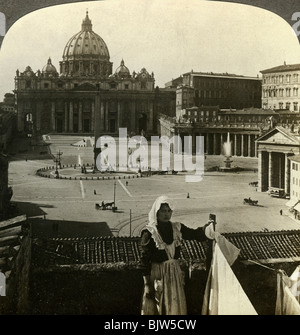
[138,195,215,315]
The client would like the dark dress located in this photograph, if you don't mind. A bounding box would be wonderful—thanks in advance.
[138,221,209,315]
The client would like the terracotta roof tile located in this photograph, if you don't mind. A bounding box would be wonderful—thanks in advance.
[31,230,300,267]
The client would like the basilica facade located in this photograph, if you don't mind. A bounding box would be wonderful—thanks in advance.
[14,12,175,138]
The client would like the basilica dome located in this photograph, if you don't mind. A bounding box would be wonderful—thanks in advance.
[42,58,58,76]
[113,59,131,78]
[60,12,112,77]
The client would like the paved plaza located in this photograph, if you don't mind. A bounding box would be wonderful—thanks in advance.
[7,134,300,236]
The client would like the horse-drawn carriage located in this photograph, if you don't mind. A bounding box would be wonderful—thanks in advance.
[95,201,115,210]
[243,197,259,206]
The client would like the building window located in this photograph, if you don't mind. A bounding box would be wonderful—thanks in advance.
[293,88,298,96]
[44,83,49,88]
[141,82,146,89]
[286,88,291,97]
[279,75,283,83]
[286,102,291,110]
[26,80,31,88]
[294,102,298,111]
[125,84,129,89]
[110,83,116,89]
[286,74,291,83]
[294,74,299,82]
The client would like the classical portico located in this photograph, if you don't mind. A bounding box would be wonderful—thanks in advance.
[256,126,300,194]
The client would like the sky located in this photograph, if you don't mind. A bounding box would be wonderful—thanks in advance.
[0,0,299,99]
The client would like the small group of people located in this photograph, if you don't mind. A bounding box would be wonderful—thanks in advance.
[138,195,216,315]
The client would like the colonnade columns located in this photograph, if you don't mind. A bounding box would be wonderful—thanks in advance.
[233,134,237,156]
[268,151,273,190]
[248,135,251,157]
[213,133,218,154]
[241,134,244,157]
[64,102,68,132]
[78,101,83,132]
[220,133,224,155]
[285,153,290,195]
[206,133,210,154]
[51,102,56,132]
[69,101,73,132]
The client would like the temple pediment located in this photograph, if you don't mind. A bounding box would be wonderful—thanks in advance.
[256,126,300,145]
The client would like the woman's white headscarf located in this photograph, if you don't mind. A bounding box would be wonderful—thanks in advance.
[147,195,175,228]
[145,195,179,250]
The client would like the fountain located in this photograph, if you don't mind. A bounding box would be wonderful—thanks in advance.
[219,132,239,172]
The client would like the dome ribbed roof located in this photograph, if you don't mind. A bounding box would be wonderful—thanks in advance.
[42,58,57,74]
[62,12,110,60]
[114,59,131,78]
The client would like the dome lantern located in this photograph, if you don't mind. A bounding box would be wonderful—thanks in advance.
[81,11,92,32]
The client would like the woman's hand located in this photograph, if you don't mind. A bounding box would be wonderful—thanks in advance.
[205,221,216,239]
[144,283,155,299]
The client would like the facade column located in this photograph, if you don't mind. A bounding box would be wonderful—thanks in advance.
[241,134,244,157]
[94,94,101,168]
[268,151,273,190]
[105,101,109,132]
[69,101,73,132]
[254,136,258,158]
[117,101,121,130]
[64,102,68,132]
[78,101,83,132]
[148,101,154,132]
[36,101,42,132]
[100,101,105,132]
[131,100,136,132]
[91,101,95,132]
[258,150,262,192]
[51,101,56,132]
[247,135,251,157]
[17,101,24,132]
[285,153,290,195]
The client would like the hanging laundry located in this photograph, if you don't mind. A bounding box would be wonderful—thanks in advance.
[202,242,257,315]
[275,266,300,315]
[215,232,240,266]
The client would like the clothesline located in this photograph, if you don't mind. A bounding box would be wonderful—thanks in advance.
[247,259,287,275]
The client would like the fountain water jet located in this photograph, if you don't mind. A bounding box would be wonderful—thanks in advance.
[219,132,239,172]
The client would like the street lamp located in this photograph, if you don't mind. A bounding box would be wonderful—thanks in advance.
[54,157,59,178]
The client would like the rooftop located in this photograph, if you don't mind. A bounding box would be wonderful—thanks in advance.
[31,229,300,268]
[183,71,261,81]
[260,63,300,74]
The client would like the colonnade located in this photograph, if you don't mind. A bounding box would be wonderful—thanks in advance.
[177,132,259,157]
